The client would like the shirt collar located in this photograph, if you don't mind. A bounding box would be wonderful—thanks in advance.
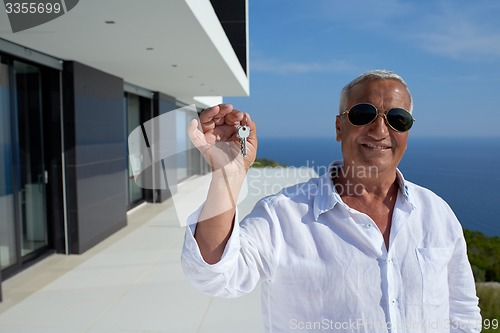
[395,168,413,204]
[313,161,343,221]
[313,161,415,221]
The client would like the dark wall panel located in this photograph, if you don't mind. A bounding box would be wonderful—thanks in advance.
[210,0,247,74]
[63,62,127,254]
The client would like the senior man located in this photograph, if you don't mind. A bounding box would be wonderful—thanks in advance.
[182,70,482,332]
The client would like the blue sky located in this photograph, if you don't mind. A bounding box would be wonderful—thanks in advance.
[225,0,500,138]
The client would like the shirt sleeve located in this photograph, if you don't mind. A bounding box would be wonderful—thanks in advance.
[180,198,281,299]
[448,231,482,332]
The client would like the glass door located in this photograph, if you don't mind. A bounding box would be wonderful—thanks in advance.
[13,60,48,258]
[0,60,17,269]
[126,93,146,208]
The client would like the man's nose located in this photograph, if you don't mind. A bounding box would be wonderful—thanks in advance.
[367,114,389,138]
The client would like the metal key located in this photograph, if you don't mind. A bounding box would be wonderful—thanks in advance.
[237,125,250,156]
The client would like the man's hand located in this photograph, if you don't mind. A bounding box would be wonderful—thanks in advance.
[188,103,257,174]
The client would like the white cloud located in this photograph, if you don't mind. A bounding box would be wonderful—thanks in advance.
[313,0,415,29]
[405,0,500,60]
[406,0,500,60]
[310,0,500,61]
[251,58,358,75]
[415,31,500,60]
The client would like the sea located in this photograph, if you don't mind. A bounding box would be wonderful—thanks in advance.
[256,136,500,237]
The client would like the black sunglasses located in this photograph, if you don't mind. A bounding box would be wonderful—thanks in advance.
[341,103,415,132]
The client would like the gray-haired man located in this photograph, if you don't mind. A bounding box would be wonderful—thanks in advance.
[182,70,482,332]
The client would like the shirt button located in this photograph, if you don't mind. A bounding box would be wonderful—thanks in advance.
[364,223,372,228]
[391,299,397,305]
[387,259,392,264]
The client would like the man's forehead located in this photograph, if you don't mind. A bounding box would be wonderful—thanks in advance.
[349,79,409,99]
[352,78,405,89]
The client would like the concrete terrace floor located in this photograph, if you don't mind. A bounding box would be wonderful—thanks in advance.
[0,167,317,333]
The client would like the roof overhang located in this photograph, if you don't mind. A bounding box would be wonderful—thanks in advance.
[0,0,249,106]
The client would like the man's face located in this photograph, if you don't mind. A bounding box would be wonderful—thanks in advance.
[335,79,411,175]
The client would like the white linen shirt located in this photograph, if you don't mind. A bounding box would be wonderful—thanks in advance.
[181,162,481,333]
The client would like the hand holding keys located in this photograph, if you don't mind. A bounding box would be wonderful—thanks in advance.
[188,104,255,171]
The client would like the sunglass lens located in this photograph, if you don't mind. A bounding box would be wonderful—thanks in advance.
[387,108,413,132]
[348,104,377,126]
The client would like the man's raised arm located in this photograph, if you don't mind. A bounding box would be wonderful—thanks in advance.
[187,104,257,264]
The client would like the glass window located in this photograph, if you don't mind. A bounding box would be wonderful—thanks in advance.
[126,93,145,206]
[0,62,17,269]
[13,60,48,257]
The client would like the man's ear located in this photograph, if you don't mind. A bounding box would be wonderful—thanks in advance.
[335,115,342,142]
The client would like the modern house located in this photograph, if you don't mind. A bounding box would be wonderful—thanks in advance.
[0,0,249,300]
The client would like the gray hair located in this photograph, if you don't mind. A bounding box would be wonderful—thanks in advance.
[339,69,413,114]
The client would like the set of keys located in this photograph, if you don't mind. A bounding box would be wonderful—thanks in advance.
[236,125,249,157]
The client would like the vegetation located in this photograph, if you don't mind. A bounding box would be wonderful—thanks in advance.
[464,229,500,282]
[464,230,500,331]
[476,283,500,332]
[252,158,286,168]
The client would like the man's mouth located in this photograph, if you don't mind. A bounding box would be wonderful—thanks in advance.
[361,143,391,150]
